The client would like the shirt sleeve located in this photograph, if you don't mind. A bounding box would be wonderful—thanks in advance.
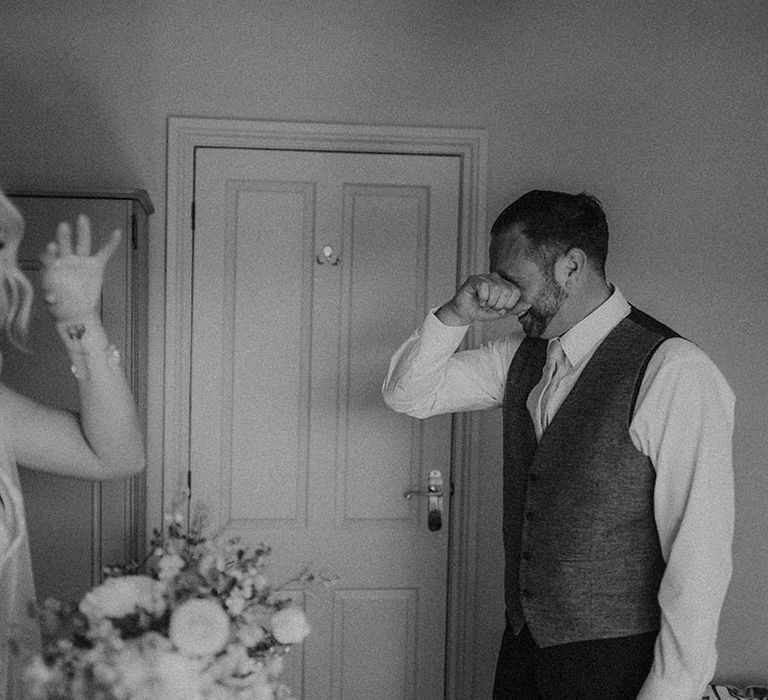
[381,310,521,418]
[631,338,735,700]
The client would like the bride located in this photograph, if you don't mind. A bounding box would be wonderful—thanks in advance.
[0,190,145,697]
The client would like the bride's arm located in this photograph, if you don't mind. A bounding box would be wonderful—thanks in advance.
[6,215,145,480]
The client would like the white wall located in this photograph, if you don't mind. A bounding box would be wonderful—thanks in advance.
[2,0,766,691]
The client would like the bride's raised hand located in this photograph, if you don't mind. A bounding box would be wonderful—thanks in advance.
[40,215,122,324]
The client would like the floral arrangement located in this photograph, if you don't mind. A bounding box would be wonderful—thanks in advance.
[24,504,317,700]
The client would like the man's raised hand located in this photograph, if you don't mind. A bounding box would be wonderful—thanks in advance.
[436,272,521,326]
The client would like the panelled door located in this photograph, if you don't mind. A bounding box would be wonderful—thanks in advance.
[190,147,460,699]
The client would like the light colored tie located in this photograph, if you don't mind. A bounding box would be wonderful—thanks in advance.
[531,339,567,438]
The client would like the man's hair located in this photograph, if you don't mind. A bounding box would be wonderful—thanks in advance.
[490,190,609,276]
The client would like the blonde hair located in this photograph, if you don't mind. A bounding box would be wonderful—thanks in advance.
[0,189,34,349]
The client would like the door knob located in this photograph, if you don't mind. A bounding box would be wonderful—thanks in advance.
[404,470,444,531]
[316,245,340,265]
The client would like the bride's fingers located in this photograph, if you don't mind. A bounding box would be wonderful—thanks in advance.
[40,241,60,267]
[74,215,92,256]
[56,222,73,256]
[94,229,122,264]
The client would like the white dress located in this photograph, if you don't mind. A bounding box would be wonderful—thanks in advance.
[0,431,41,700]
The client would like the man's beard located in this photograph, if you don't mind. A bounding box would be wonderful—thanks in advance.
[519,268,567,338]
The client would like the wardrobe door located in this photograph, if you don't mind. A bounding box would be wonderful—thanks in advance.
[2,191,151,603]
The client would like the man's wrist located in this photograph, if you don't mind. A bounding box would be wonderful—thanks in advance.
[435,301,471,327]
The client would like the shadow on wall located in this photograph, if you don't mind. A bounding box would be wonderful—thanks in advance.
[0,61,139,191]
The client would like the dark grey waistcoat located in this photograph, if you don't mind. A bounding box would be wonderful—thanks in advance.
[502,307,678,647]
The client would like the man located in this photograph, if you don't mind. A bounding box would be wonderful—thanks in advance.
[382,190,734,699]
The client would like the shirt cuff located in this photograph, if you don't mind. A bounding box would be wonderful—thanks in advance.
[424,307,472,345]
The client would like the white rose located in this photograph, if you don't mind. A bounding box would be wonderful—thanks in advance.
[271,606,311,645]
[79,575,166,620]
[169,598,230,657]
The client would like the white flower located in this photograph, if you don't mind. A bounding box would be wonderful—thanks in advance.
[169,598,230,657]
[271,606,311,644]
[227,566,247,582]
[23,656,54,697]
[198,552,216,576]
[23,504,310,700]
[79,575,166,621]
[239,579,254,599]
[110,642,152,696]
[225,590,247,616]
[150,650,205,700]
[89,658,121,687]
[236,619,266,647]
[264,653,284,678]
[86,617,121,644]
[158,553,185,581]
[112,640,204,700]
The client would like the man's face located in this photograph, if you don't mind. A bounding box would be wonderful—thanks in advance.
[489,224,567,338]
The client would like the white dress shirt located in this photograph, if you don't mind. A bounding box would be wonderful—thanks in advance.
[382,287,735,700]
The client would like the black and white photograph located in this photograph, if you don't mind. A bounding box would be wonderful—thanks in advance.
[0,2,766,698]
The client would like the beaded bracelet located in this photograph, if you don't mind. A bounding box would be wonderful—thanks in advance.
[69,344,121,380]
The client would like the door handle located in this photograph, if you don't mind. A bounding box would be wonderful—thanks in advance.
[404,469,444,531]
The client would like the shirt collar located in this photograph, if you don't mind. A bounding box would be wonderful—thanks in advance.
[553,286,631,368]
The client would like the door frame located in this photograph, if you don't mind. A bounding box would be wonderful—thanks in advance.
[160,117,488,698]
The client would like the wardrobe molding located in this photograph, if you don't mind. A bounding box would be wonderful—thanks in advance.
[162,117,487,698]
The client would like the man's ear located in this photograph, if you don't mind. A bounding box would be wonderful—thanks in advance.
[555,247,587,289]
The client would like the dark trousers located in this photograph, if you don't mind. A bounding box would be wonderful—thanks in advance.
[492,623,657,700]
